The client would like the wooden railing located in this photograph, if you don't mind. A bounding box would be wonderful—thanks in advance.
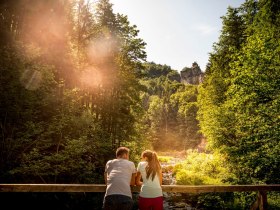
[1,184,280,210]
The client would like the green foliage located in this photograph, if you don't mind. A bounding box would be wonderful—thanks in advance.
[174,151,232,185]
[0,0,149,185]
[158,156,172,163]
[196,192,234,210]
[174,151,236,209]
[142,62,180,81]
[198,0,280,186]
[267,192,280,210]
[170,85,202,149]
[11,137,103,183]
[1,0,279,209]
[140,62,202,151]
[82,0,148,149]
[8,87,110,183]
[222,28,280,184]
[0,43,58,181]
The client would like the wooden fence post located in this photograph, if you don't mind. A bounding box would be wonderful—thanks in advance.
[250,191,268,210]
[259,191,268,210]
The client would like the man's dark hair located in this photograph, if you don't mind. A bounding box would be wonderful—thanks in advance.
[116,147,129,157]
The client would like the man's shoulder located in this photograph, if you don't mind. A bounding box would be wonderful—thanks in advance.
[106,159,112,163]
[121,159,136,170]
[106,159,116,165]
[122,159,135,165]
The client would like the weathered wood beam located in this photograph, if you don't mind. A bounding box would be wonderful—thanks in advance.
[161,185,280,193]
[0,184,280,193]
[0,184,107,192]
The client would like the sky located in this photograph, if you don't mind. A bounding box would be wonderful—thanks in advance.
[110,0,246,72]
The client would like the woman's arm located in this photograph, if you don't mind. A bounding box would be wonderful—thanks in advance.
[135,171,143,186]
[159,170,163,186]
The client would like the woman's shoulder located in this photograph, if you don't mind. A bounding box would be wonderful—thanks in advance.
[137,161,147,167]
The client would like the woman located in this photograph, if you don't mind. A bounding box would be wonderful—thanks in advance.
[136,150,163,210]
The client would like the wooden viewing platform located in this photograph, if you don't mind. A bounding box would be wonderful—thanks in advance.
[1,184,280,210]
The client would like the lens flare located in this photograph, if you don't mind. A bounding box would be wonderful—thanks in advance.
[20,69,43,90]
[80,67,102,88]
[86,36,117,64]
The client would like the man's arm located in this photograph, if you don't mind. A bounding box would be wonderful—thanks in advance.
[130,173,136,186]
[104,172,108,185]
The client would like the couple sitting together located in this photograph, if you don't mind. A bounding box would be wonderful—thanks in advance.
[103,147,163,210]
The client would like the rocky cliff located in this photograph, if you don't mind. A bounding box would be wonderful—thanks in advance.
[180,62,204,85]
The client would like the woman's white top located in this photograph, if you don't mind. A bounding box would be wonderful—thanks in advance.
[137,161,163,198]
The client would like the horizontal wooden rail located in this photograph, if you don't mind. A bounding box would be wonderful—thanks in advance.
[1,184,279,210]
[0,184,279,193]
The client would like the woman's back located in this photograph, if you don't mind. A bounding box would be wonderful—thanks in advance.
[137,161,162,198]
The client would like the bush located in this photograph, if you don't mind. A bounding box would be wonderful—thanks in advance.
[158,155,172,163]
[173,150,232,185]
[174,150,235,209]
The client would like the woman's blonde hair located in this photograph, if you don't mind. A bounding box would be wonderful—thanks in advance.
[141,150,161,181]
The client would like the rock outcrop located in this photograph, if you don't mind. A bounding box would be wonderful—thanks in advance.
[180,62,204,85]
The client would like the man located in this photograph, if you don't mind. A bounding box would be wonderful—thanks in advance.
[103,147,136,210]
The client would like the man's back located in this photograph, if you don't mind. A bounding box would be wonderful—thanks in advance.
[103,147,136,210]
[105,158,136,197]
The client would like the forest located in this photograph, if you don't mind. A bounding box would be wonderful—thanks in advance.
[0,0,279,209]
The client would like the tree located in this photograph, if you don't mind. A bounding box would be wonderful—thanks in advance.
[0,0,148,184]
[198,0,280,185]
[171,85,202,149]
[219,0,280,184]
[197,5,247,150]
